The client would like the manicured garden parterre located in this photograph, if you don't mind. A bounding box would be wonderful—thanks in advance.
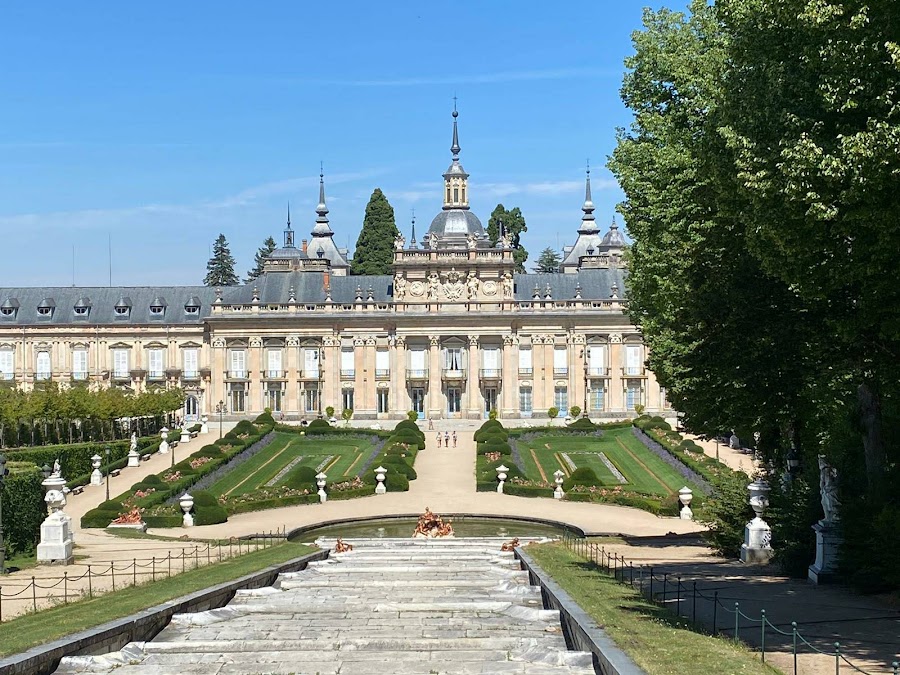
[475,415,725,515]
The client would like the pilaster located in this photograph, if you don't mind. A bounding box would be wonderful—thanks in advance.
[467,335,480,419]
[608,333,624,411]
[428,335,442,418]
[392,336,407,416]
[501,334,517,418]
[286,336,299,414]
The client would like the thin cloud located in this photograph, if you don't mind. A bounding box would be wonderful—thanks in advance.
[482,178,618,198]
[281,67,617,88]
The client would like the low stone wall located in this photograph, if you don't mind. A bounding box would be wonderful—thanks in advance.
[0,548,328,675]
[515,548,646,675]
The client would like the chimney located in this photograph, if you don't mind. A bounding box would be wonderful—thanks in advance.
[302,239,308,254]
[323,272,330,290]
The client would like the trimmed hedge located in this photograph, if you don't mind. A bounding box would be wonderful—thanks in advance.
[567,417,598,431]
[283,464,317,491]
[0,464,45,555]
[563,466,600,490]
[191,490,228,526]
[307,418,331,430]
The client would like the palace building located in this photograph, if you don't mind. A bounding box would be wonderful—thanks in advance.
[0,110,669,422]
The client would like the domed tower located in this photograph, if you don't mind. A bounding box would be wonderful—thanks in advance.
[425,105,486,246]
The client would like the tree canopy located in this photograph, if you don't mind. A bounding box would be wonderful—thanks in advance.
[245,236,277,283]
[486,204,528,272]
[204,234,239,287]
[609,0,900,589]
[534,247,561,273]
[351,189,399,275]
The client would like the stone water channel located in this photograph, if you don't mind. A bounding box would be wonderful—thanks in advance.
[55,538,597,675]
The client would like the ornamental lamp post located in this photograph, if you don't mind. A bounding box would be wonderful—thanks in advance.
[216,400,226,439]
[0,452,7,574]
[104,446,111,502]
[787,446,801,477]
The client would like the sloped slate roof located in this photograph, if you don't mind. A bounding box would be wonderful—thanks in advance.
[0,286,216,326]
[513,268,625,301]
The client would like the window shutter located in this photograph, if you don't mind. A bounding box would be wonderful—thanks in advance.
[553,347,567,369]
[230,350,245,372]
[149,349,163,373]
[410,349,426,371]
[73,349,88,373]
[588,346,605,369]
[0,350,14,375]
[626,345,641,374]
[183,349,198,373]
[518,348,532,370]
[483,348,499,370]
[267,350,282,373]
[375,350,389,371]
[114,349,129,374]
[341,349,354,371]
[304,349,319,375]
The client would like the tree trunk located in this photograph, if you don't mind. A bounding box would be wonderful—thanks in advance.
[857,381,885,499]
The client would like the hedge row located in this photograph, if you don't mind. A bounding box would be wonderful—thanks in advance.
[81,419,275,528]
[0,463,45,556]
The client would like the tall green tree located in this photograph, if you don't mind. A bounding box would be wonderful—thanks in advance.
[534,247,561,273]
[486,204,528,272]
[204,234,239,287]
[351,189,399,275]
[245,236,277,283]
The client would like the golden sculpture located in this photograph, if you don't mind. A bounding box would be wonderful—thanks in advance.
[412,506,455,538]
[500,537,520,552]
[333,538,354,553]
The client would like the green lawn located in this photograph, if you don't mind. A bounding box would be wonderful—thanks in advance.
[516,427,697,497]
[207,432,373,497]
[0,542,316,658]
[527,542,778,675]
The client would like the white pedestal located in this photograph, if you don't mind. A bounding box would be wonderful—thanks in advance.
[200,421,209,434]
[180,430,191,444]
[37,512,74,565]
[680,506,693,520]
[108,521,148,533]
[808,521,842,584]
[554,486,564,500]
[127,449,140,467]
[158,440,169,455]
[740,517,773,564]
[90,469,103,486]
[182,513,194,527]
[375,482,387,495]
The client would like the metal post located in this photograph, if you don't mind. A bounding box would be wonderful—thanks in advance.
[760,609,766,662]
[182,548,186,573]
[713,591,718,634]
[63,572,67,604]
[88,565,93,598]
[133,559,137,587]
[649,568,654,603]
[834,643,840,675]
[168,553,171,577]
[104,446,111,502]
[692,582,697,627]
[663,573,668,605]
[111,563,115,591]
[152,556,156,582]
[792,622,798,675]
[734,602,740,641]
[32,577,36,612]
[676,576,682,618]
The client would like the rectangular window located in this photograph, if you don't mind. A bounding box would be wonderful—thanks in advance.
[625,345,642,375]
[626,380,642,410]
[230,384,245,413]
[482,347,500,377]
[588,345,606,376]
[36,351,51,380]
[148,348,164,378]
[0,350,13,380]
[553,347,568,376]
[113,349,129,377]
[266,387,282,412]
[554,386,568,411]
[229,350,246,378]
[72,349,88,380]
[447,387,462,414]
[341,348,355,378]
[590,386,605,411]
[445,348,463,371]
[342,388,354,412]
[304,388,319,413]
[518,347,532,375]
[375,349,390,377]
[411,387,425,414]
[453,187,459,202]
[409,349,426,375]
[183,348,198,378]
[519,386,533,415]
[267,349,282,378]
[304,349,319,378]
[377,389,389,413]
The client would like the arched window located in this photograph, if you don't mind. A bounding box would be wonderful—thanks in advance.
[446,187,451,202]
[461,187,466,203]
[453,188,459,202]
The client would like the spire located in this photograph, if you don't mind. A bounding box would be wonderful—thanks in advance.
[410,209,417,247]
[312,165,334,236]
[450,97,461,159]
[578,160,600,234]
[284,202,295,248]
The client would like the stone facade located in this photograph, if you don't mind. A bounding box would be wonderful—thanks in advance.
[0,111,669,422]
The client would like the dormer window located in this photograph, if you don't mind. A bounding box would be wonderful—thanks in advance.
[0,298,19,318]
[37,298,55,317]
[37,307,52,316]
[73,306,88,316]
[184,296,201,315]
[73,297,91,318]
[114,306,129,316]
[316,246,324,259]
[0,308,13,316]
[114,296,132,317]
[149,305,164,316]
[184,305,198,314]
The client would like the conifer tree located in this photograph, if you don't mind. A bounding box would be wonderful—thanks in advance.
[351,189,399,275]
[535,247,561,273]
[487,204,529,273]
[204,233,239,286]
[245,236,277,283]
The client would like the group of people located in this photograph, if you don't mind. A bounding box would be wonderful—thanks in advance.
[435,430,457,448]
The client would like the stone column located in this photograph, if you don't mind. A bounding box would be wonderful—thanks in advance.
[645,366,661,413]
[391,336,406,418]
[285,336,299,415]
[322,336,337,417]
[428,335,442,418]
[360,336,377,419]
[250,337,263,413]
[352,337,365,417]
[212,338,226,412]
[532,336,545,414]
[467,335,480,419]
[543,337,556,417]
[608,333,624,412]
[501,334,517,418]
[571,334,586,413]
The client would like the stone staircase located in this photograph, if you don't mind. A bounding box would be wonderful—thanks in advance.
[56,538,595,674]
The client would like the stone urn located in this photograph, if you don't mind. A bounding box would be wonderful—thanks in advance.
[316,472,328,503]
[375,466,387,495]
[496,465,509,494]
[200,415,209,434]
[180,493,194,527]
[678,487,694,520]
[90,454,103,486]
[159,427,170,455]
[553,469,565,500]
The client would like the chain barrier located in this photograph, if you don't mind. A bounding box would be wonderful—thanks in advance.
[561,532,899,674]
[0,527,288,622]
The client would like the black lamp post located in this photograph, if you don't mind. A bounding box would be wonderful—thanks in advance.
[104,445,111,502]
[787,446,801,479]
[0,453,7,574]
[216,400,225,439]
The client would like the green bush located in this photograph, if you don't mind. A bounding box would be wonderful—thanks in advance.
[254,411,275,425]
[563,467,599,490]
[0,466,45,555]
[384,472,410,492]
[406,410,417,421]
[143,474,163,485]
[699,470,753,556]
[194,502,228,526]
[568,417,598,431]
[283,464,318,490]
[231,420,255,436]
[477,438,512,455]
[142,514,183,528]
[474,426,508,442]
[382,456,417,480]
[390,430,425,450]
[81,508,120,528]
[394,419,424,437]
[307,418,331,431]
[569,406,582,419]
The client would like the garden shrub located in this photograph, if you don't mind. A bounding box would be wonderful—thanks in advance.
[307,418,331,431]
[474,427,508,442]
[477,438,512,455]
[254,411,275,425]
[563,467,600,490]
[384,472,410,492]
[394,419,422,435]
[567,417,597,431]
[81,508,120,529]
[0,465,45,555]
[142,514,183,528]
[143,474,163,485]
[283,464,318,490]
[232,420,255,436]
[191,490,228,525]
[382,456,417,480]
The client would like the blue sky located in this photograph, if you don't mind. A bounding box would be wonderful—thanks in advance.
[0,1,666,286]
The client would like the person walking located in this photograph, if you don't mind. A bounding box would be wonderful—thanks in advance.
[436,432,442,449]
[444,431,450,448]
[452,431,457,448]
[428,417,434,431]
